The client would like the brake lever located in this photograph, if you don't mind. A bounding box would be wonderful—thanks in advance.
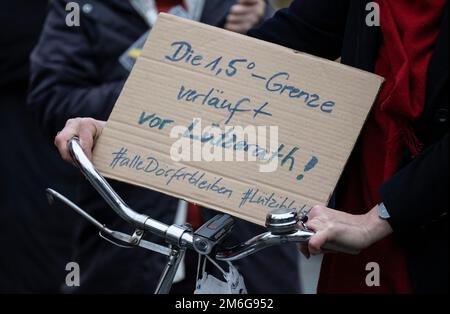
[98,229,172,255]
[99,230,135,249]
[46,188,171,256]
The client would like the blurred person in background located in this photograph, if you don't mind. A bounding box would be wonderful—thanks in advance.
[29,0,302,293]
[0,0,79,293]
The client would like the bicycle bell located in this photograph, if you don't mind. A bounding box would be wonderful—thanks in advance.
[265,209,299,235]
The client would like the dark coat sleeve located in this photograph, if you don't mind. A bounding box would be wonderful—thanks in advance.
[27,0,124,136]
[248,0,350,60]
[381,5,449,234]
[381,133,449,233]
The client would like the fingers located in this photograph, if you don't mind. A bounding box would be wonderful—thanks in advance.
[225,0,265,34]
[79,118,103,161]
[54,118,105,163]
[225,20,254,34]
[238,0,262,5]
[308,205,327,219]
[225,9,257,34]
[230,1,263,16]
[304,205,367,254]
[226,14,259,30]
[304,205,334,255]
[55,119,80,163]
[297,218,328,257]
[308,230,328,255]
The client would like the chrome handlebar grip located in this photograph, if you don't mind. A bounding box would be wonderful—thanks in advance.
[216,228,315,262]
[215,228,360,262]
[216,209,360,261]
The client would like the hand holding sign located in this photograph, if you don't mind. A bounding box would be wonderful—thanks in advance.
[55,118,105,162]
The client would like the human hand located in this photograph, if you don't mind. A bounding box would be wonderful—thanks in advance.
[54,118,106,162]
[299,205,393,258]
[225,0,266,34]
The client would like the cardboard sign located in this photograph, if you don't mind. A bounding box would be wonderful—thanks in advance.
[93,14,383,226]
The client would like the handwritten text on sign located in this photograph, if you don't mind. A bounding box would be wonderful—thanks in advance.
[92,14,383,225]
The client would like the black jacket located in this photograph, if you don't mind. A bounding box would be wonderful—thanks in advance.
[250,0,449,293]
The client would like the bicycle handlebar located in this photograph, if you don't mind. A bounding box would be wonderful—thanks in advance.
[66,137,359,259]
[48,136,361,294]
